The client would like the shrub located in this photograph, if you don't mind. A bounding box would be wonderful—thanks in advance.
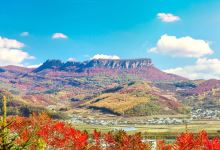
[1,95,220,150]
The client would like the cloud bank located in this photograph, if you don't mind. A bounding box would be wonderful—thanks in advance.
[165,58,220,80]
[27,63,42,68]
[0,36,34,66]
[0,37,24,48]
[92,54,120,60]
[149,34,213,58]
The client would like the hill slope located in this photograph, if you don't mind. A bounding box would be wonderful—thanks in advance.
[0,58,219,117]
[0,58,186,107]
[81,82,185,116]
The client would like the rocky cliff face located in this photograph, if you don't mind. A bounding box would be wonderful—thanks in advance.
[33,58,153,73]
[30,58,186,81]
[33,60,64,73]
[85,58,152,69]
[0,68,5,73]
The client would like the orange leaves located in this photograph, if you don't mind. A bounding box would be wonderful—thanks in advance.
[157,131,220,150]
[38,121,88,149]
[157,140,173,150]
[104,132,115,144]
[195,131,220,150]
[92,130,101,144]
[7,114,89,149]
[4,114,220,150]
[37,125,49,140]
[88,130,151,150]
[175,132,195,150]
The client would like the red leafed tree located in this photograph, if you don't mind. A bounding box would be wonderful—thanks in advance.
[157,131,220,150]
[38,121,88,149]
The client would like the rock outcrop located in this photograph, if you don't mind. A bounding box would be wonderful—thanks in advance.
[33,58,153,73]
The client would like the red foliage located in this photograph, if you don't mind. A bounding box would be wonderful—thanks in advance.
[104,132,115,144]
[38,122,88,149]
[185,79,220,95]
[157,140,173,150]
[5,114,220,150]
[8,113,88,149]
[157,131,220,150]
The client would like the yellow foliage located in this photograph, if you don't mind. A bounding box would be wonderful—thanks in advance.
[87,93,150,113]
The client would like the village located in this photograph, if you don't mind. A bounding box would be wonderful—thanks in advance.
[68,108,220,126]
[191,108,219,120]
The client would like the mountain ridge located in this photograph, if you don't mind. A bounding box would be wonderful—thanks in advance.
[29,58,186,81]
[32,58,153,73]
[0,58,219,117]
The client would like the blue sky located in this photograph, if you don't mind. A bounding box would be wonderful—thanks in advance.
[0,0,220,79]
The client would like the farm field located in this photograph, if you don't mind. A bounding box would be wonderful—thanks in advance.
[72,120,220,138]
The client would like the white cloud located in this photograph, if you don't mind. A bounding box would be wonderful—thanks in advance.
[67,57,76,62]
[92,54,120,60]
[0,48,34,66]
[20,32,29,37]
[27,63,42,68]
[52,33,68,39]
[0,36,24,48]
[149,34,213,58]
[0,36,34,66]
[164,58,220,80]
[157,13,180,22]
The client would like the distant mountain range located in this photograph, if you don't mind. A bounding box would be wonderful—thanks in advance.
[31,58,186,81]
[0,58,219,117]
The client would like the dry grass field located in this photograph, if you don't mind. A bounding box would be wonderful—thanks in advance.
[72,120,220,139]
[85,93,150,114]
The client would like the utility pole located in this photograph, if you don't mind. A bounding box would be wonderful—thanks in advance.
[3,96,7,128]
[185,120,188,133]
[2,95,7,149]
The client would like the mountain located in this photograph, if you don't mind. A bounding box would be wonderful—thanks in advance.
[0,89,67,119]
[185,79,220,95]
[0,58,219,117]
[33,58,153,72]
[32,58,186,81]
[2,65,33,73]
[81,81,185,116]
[0,68,5,73]
[154,80,220,111]
[32,60,64,73]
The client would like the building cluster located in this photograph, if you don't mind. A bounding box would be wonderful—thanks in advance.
[191,108,219,120]
[68,108,220,126]
[70,115,120,126]
[69,114,191,126]
[147,118,186,125]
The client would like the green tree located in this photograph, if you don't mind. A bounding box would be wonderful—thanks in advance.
[0,96,40,150]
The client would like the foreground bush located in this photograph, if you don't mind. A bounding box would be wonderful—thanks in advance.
[1,113,151,150]
[90,130,151,150]
[1,114,220,150]
[1,96,220,150]
[157,131,220,150]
